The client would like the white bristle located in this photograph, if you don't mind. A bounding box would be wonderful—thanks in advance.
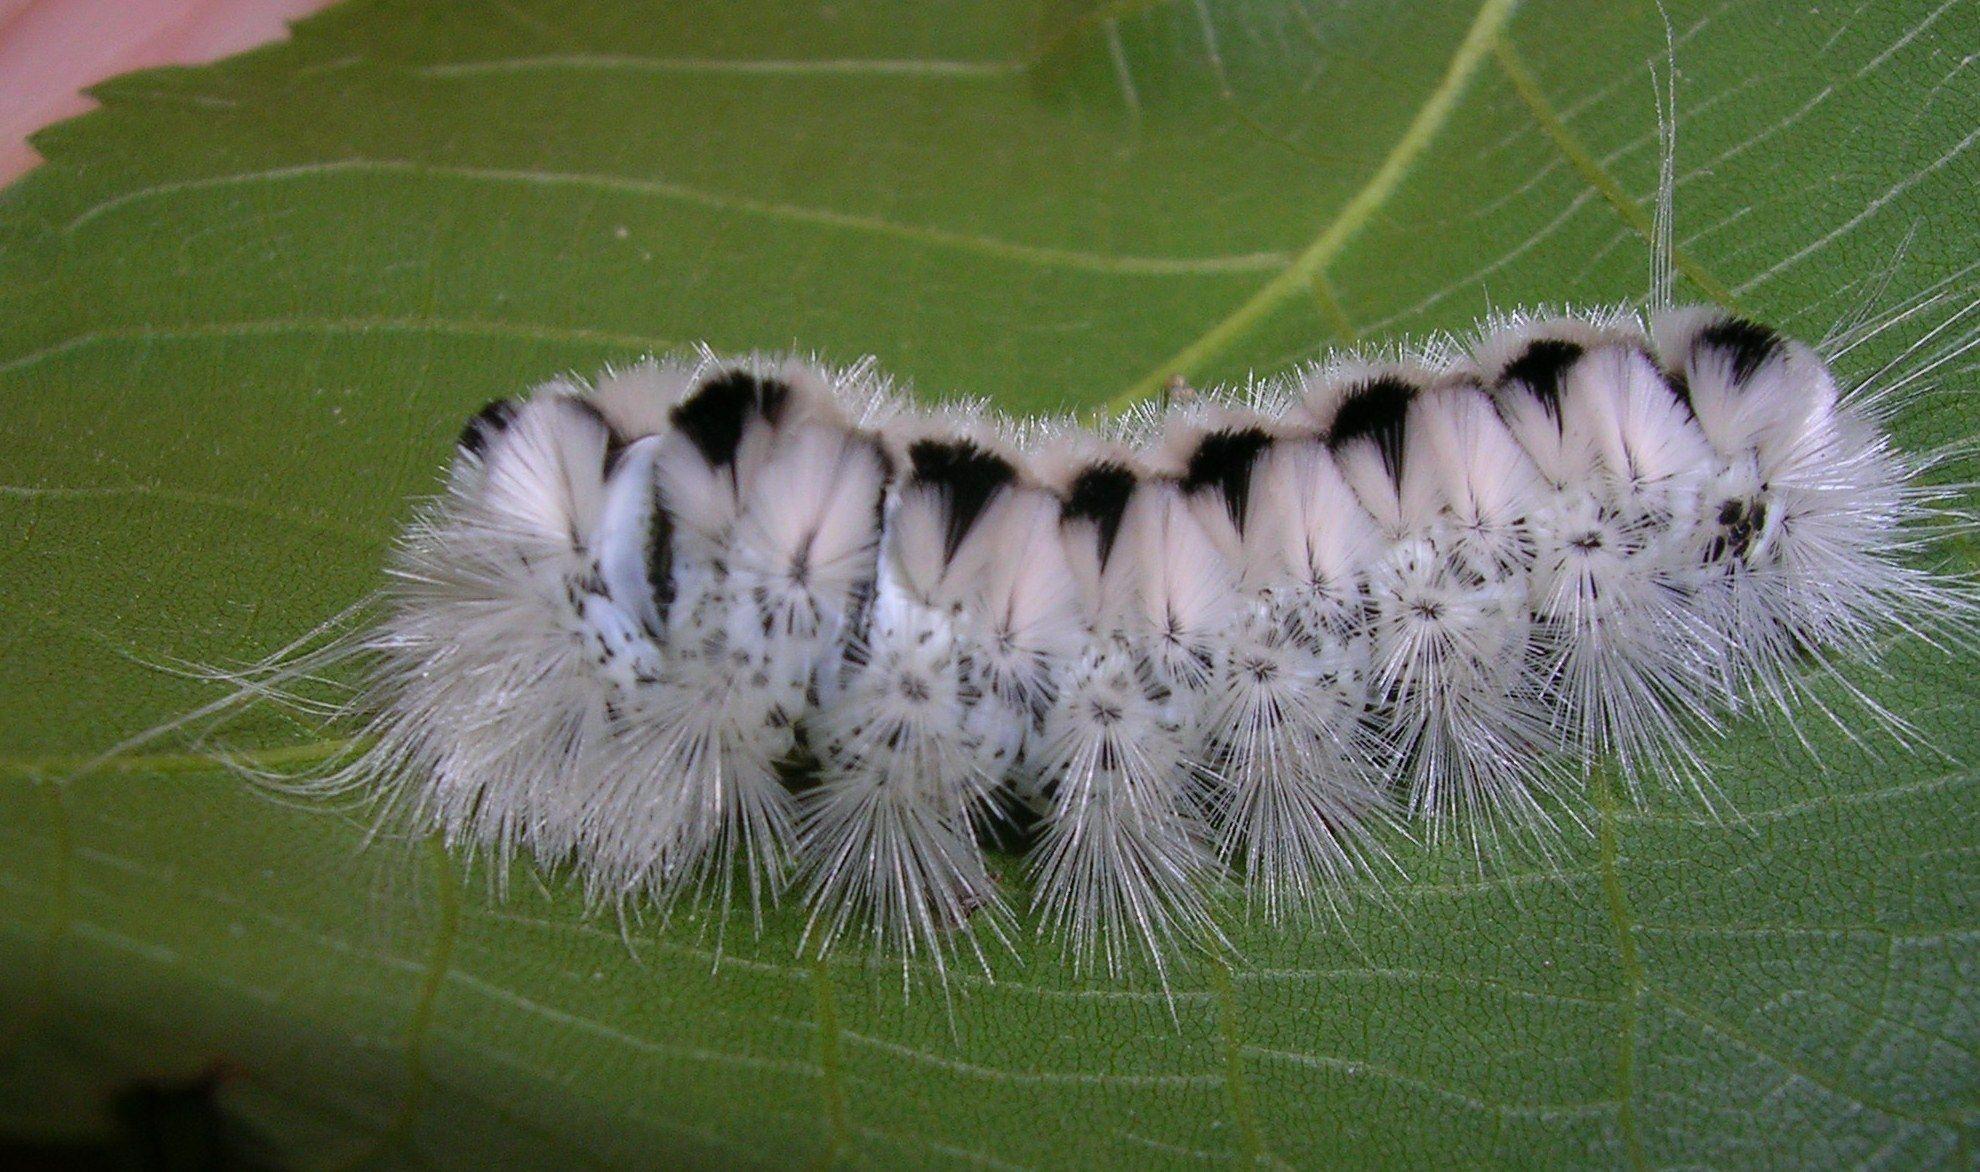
[1488,327,1727,794]
[221,300,1973,982]
[1029,632,1224,985]
[798,424,1040,971]
[1029,462,1235,979]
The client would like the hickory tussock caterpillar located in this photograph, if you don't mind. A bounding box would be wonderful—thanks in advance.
[216,294,1974,982]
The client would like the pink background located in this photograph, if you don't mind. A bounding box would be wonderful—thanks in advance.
[0,0,334,185]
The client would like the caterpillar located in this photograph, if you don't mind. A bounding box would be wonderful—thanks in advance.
[245,300,1972,983]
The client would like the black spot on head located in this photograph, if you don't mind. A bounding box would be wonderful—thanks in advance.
[1496,338,1584,423]
[1327,376,1416,485]
[457,398,517,458]
[1181,427,1273,532]
[1063,461,1136,566]
[1697,317,1785,384]
[670,369,794,467]
[907,438,1016,561]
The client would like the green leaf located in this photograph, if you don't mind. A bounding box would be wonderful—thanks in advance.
[3,0,1974,1166]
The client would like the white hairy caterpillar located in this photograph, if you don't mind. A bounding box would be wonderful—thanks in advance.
[233,296,1971,983]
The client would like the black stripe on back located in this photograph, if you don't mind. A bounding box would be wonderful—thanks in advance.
[1327,376,1416,485]
[907,438,1016,562]
[670,369,795,467]
[1063,461,1136,567]
[553,395,625,474]
[456,398,517,458]
[1496,338,1583,424]
[1697,317,1785,384]
[1662,367,1695,414]
[1180,427,1273,532]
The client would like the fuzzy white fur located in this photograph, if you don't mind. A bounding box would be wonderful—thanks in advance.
[262,305,1970,978]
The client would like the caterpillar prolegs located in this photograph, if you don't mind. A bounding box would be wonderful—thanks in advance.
[276,303,1971,979]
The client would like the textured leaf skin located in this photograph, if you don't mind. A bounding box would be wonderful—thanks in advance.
[1,1,1974,1167]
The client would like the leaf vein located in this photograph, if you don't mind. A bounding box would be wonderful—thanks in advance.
[1611,767,1973,829]
[446,968,824,1076]
[418,55,1027,80]
[1733,124,1980,295]
[1238,964,1616,1008]
[336,837,462,1169]
[1,481,382,543]
[1103,0,1523,411]
[810,958,853,1168]
[838,1029,1221,1088]
[1210,961,1275,1167]
[1647,988,1962,1129]
[1594,771,1649,1170]
[1241,1043,1621,1120]
[59,158,1289,276]
[0,315,677,379]
[1488,34,1737,308]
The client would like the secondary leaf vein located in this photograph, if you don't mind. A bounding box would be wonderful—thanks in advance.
[1102,0,1523,411]
[60,159,1289,276]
